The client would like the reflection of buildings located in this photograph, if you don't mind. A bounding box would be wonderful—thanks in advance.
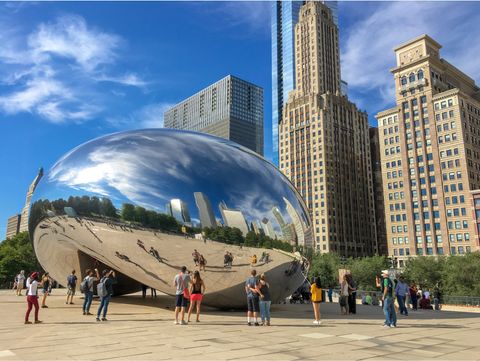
[219,201,249,236]
[251,220,262,235]
[376,35,480,263]
[284,197,310,247]
[164,75,264,155]
[194,192,216,228]
[261,218,276,239]
[278,2,376,256]
[271,206,294,243]
[167,199,191,225]
[271,1,340,165]
[19,168,43,232]
[6,214,21,239]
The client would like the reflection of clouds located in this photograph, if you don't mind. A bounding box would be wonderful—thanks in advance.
[44,130,311,241]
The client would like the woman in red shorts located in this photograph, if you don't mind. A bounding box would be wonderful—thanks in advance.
[187,271,206,323]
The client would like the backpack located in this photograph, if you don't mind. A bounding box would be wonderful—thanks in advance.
[97,277,108,297]
[80,277,89,293]
[67,275,76,287]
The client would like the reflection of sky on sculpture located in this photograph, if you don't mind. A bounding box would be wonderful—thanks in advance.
[35,129,310,235]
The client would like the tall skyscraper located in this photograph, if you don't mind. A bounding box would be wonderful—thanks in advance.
[370,127,388,255]
[19,167,43,233]
[167,199,191,225]
[164,75,264,155]
[376,34,480,265]
[271,1,339,166]
[218,201,249,236]
[278,2,376,256]
[194,192,216,228]
[5,214,21,239]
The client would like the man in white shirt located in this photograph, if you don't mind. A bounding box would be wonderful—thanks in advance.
[16,270,26,296]
[25,272,42,324]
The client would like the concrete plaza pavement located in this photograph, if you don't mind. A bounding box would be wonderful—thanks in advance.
[1,290,479,360]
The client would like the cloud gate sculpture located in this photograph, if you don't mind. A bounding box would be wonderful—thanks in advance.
[29,129,312,308]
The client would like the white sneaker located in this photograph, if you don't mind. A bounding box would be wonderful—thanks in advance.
[181,320,188,325]
[313,320,318,324]
[382,324,390,329]
[317,320,322,325]
[174,320,179,325]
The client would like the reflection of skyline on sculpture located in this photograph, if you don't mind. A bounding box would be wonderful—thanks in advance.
[34,129,312,247]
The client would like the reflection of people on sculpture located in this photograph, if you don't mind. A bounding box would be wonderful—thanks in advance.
[259,252,270,264]
[137,239,147,252]
[224,251,234,268]
[250,254,257,266]
[285,260,299,276]
[187,271,205,323]
[199,254,207,271]
[149,247,163,262]
[192,249,200,266]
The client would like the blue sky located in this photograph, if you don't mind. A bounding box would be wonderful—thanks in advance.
[1,1,480,237]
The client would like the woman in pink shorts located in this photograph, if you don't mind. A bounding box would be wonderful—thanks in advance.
[187,271,205,322]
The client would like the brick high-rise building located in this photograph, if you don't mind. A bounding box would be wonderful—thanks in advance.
[5,214,21,239]
[278,1,376,256]
[376,34,480,265]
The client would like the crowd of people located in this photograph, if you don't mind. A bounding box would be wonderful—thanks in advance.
[14,263,444,328]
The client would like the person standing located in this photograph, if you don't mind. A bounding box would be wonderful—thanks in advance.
[187,271,205,323]
[409,282,418,311]
[339,275,349,315]
[96,270,117,322]
[245,269,260,326]
[173,266,190,325]
[66,270,77,305]
[41,273,51,308]
[433,285,442,311]
[395,276,409,316]
[380,270,396,328]
[327,288,333,303]
[310,277,323,325]
[258,273,271,326]
[82,268,100,315]
[16,270,26,296]
[346,274,357,315]
[141,284,148,298]
[25,272,42,324]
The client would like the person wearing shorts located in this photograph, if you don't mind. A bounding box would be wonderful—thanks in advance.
[173,266,190,325]
[187,271,205,322]
[66,270,77,305]
[245,269,260,326]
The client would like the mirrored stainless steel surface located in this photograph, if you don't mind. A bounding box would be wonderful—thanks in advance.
[29,129,311,308]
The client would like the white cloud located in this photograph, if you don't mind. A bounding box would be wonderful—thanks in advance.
[0,14,147,123]
[28,15,121,73]
[341,2,480,110]
[107,102,175,129]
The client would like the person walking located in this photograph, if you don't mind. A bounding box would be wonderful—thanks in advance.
[339,275,349,315]
[82,268,100,315]
[173,266,190,325]
[409,282,418,311]
[245,269,260,326]
[199,254,207,272]
[395,276,409,316]
[310,276,323,325]
[327,287,333,303]
[66,270,77,305]
[96,270,117,321]
[258,273,271,326]
[25,272,42,324]
[187,271,205,323]
[380,270,396,328]
[40,273,51,308]
[16,270,26,296]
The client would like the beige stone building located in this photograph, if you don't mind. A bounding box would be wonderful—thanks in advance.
[5,214,21,239]
[278,2,376,256]
[376,34,480,265]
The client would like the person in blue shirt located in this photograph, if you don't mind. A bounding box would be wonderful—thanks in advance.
[395,276,409,315]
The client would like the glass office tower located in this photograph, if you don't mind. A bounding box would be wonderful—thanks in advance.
[271,1,338,166]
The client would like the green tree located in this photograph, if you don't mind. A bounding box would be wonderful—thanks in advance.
[403,256,446,290]
[346,256,390,291]
[309,253,340,287]
[441,252,480,296]
[0,232,42,287]
[121,203,135,221]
